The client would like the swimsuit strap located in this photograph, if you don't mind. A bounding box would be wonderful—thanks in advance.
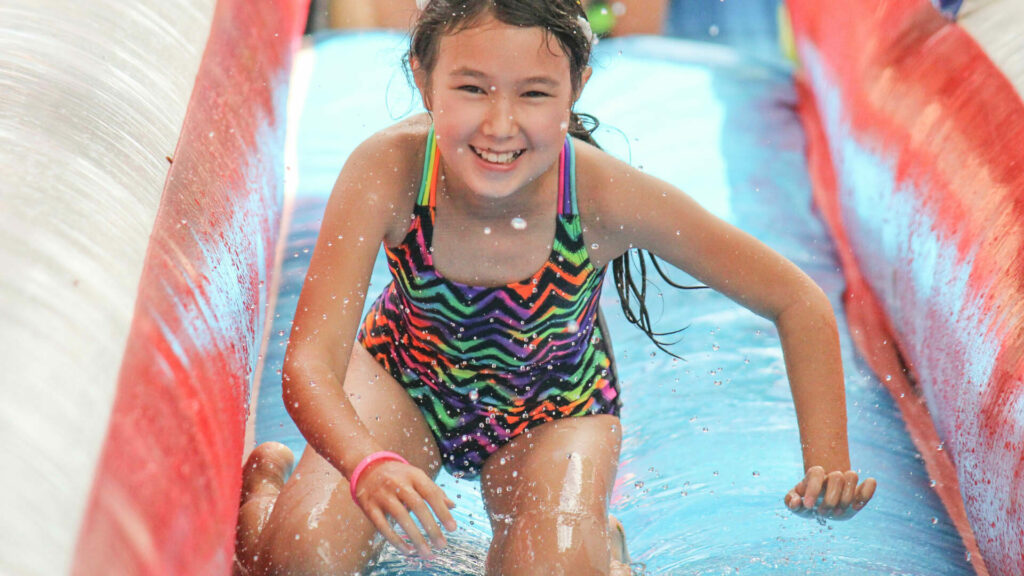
[418,127,575,214]
[416,125,440,208]
[557,136,577,216]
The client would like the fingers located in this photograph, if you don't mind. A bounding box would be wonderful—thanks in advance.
[785,488,802,510]
[355,464,458,558]
[385,497,434,558]
[416,475,458,533]
[366,506,416,556]
[838,471,858,512]
[821,470,844,512]
[853,477,877,511]
[399,485,447,551]
[786,468,878,521]
[801,466,825,509]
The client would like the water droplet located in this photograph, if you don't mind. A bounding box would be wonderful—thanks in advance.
[483,226,491,235]
[591,243,599,250]
[560,121,569,130]
[469,389,479,401]
[510,217,527,230]
[709,24,720,37]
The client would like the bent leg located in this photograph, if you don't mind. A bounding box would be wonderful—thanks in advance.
[480,414,627,576]
[251,345,442,575]
[235,442,295,575]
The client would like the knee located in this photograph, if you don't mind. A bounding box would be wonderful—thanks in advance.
[490,512,612,576]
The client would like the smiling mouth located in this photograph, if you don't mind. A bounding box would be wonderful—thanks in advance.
[469,145,525,165]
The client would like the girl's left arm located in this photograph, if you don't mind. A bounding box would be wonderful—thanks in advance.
[582,147,876,517]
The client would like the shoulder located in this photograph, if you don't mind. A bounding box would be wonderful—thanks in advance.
[329,114,433,243]
[343,114,432,182]
[571,137,666,263]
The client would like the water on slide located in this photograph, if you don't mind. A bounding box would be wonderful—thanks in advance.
[253,33,974,574]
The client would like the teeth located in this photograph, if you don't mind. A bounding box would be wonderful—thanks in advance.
[472,146,522,165]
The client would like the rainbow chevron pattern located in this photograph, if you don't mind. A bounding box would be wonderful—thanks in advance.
[357,128,621,477]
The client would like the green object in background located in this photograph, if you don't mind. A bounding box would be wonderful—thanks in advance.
[776,1,799,66]
[586,2,617,37]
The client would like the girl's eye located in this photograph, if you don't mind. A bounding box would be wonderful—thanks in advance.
[458,85,486,94]
[523,91,551,98]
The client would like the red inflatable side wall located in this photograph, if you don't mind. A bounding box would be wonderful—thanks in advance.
[73,1,308,573]
[788,0,1024,574]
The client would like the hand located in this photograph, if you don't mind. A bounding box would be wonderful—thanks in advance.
[785,465,876,520]
[351,459,458,558]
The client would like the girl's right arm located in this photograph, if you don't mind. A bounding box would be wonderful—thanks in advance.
[281,124,455,555]
[282,130,406,478]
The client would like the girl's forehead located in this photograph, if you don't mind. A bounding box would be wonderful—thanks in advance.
[435,15,570,76]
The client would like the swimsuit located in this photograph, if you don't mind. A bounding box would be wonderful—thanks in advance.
[357,127,621,478]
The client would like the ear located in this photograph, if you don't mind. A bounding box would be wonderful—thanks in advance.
[411,57,433,112]
[574,66,593,103]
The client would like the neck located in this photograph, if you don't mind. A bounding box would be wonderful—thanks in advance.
[437,161,558,222]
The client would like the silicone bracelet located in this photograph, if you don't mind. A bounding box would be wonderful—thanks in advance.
[349,451,409,502]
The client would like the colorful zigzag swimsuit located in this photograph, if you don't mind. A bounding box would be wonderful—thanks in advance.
[357,127,621,478]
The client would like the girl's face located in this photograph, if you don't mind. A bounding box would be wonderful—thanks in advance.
[417,14,588,201]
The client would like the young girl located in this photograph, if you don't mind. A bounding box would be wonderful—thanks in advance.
[235,1,877,574]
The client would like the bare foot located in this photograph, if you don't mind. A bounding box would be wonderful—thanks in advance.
[235,442,295,575]
[609,514,631,575]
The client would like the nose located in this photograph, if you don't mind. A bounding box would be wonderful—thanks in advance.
[481,94,518,138]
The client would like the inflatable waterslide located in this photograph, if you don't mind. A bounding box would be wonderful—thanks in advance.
[2,0,1021,574]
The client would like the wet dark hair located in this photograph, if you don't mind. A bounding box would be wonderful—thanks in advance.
[409,0,703,357]
[410,0,591,94]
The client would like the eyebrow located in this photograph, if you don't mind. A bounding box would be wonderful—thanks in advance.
[449,67,561,87]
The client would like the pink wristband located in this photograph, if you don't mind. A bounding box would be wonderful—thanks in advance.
[349,451,409,502]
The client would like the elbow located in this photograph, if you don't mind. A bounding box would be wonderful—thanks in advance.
[281,346,316,416]
[281,355,303,418]
[774,283,836,329]
[281,339,341,419]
